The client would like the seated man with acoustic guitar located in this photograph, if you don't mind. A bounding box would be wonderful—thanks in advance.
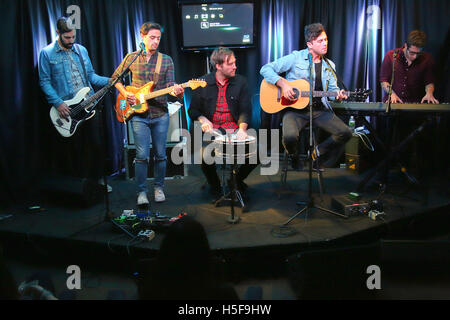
[112,22,184,205]
[260,23,351,169]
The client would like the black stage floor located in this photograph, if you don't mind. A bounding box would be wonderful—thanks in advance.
[1,164,449,275]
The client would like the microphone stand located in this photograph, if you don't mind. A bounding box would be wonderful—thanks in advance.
[386,49,398,113]
[282,53,346,228]
[68,47,146,242]
[378,49,398,190]
[379,48,419,193]
[94,48,144,221]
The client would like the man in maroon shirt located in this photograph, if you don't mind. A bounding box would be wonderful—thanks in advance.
[379,30,441,184]
[380,30,439,104]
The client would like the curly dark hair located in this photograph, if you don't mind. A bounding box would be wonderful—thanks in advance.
[305,23,325,43]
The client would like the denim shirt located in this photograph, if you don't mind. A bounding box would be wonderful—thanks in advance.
[260,48,340,109]
[38,41,110,107]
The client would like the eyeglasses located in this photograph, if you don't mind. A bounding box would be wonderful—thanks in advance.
[406,47,423,56]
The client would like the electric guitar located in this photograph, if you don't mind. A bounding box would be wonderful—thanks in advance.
[49,84,111,137]
[259,79,371,114]
[115,79,207,122]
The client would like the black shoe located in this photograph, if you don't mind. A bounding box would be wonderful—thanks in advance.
[312,160,322,171]
[238,188,249,201]
[290,154,303,171]
[227,178,248,192]
[237,180,248,192]
[209,185,222,203]
[227,178,249,200]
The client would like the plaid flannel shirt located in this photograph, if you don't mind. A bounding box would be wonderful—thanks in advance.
[112,50,176,118]
[212,79,238,131]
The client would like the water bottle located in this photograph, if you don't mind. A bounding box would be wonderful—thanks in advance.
[348,116,355,132]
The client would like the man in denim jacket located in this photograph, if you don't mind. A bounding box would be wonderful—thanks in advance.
[38,17,111,190]
[260,23,351,168]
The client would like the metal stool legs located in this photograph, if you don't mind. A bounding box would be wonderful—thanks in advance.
[279,129,325,200]
[214,164,246,223]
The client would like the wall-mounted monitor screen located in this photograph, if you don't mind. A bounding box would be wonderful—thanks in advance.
[180,2,255,51]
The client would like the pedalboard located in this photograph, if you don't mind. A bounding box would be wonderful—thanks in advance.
[111,210,189,237]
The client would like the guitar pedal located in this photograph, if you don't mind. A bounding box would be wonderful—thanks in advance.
[137,229,155,241]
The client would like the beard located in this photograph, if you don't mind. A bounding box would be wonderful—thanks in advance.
[61,41,73,49]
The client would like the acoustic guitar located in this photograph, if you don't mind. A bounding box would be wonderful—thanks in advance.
[259,79,371,114]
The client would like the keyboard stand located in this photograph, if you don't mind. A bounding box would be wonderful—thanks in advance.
[356,116,430,193]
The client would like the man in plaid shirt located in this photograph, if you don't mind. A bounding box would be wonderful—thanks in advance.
[189,47,257,201]
[113,22,184,205]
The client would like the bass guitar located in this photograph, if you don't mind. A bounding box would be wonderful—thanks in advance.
[115,79,206,122]
[259,79,371,114]
[49,84,111,137]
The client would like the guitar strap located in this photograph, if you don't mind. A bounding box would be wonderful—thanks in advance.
[74,44,90,87]
[323,56,348,91]
[320,57,341,114]
[153,52,163,86]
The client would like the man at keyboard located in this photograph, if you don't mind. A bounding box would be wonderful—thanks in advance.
[379,30,441,182]
[380,30,439,104]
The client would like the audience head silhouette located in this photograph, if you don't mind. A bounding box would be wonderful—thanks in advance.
[138,216,238,300]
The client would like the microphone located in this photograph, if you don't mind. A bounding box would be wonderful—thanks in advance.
[139,42,146,56]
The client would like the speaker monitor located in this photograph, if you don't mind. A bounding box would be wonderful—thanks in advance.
[38,174,102,207]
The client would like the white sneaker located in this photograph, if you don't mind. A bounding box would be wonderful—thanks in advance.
[137,192,149,205]
[154,188,166,202]
[98,178,112,193]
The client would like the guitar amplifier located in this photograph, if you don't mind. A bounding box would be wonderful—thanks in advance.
[123,140,187,180]
[344,135,374,174]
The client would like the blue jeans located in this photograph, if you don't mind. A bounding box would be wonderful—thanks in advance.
[131,113,169,193]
